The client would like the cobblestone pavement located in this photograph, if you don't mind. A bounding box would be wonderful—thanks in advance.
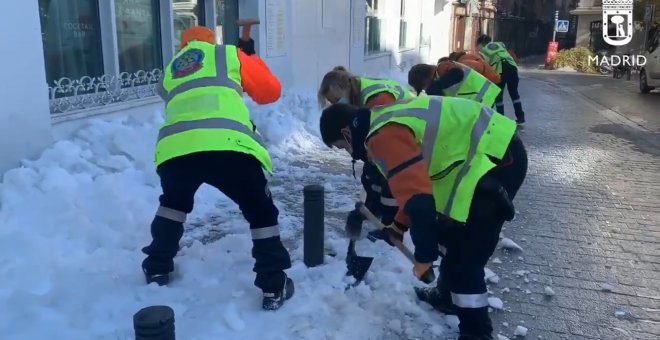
[190,65,659,339]
[485,72,660,340]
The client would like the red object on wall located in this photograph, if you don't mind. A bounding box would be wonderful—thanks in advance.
[545,42,559,65]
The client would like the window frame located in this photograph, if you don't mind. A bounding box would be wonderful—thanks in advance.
[365,0,388,55]
[42,0,214,117]
[398,0,411,49]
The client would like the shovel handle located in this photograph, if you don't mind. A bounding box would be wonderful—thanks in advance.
[237,19,260,26]
[356,202,416,264]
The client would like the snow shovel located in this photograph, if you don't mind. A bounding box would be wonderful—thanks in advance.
[345,237,374,288]
[356,202,436,284]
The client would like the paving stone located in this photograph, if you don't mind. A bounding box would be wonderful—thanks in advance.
[482,74,660,339]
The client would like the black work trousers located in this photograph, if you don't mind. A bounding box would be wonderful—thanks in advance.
[495,61,525,122]
[439,135,528,337]
[141,151,292,293]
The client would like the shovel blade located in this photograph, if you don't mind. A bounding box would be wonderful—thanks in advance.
[346,255,374,281]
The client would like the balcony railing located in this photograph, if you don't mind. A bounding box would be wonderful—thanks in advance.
[47,69,162,114]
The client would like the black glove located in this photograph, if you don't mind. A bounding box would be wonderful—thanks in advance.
[345,209,365,238]
[237,38,256,56]
[405,194,440,264]
[366,221,405,246]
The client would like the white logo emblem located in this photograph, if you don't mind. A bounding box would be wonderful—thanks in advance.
[602,0,634,46]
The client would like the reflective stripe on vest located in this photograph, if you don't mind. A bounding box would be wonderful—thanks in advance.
[162,47,243,102]
[369,97,495,217]
[359,78,411,104]
[442,63,496,104]
[157,117,266,149]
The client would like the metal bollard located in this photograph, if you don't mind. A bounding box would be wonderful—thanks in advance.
[134,305,175,340]
[303,184,325,267]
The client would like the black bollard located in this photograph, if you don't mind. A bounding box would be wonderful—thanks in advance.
[134,305,175,340]
[303,184,325,267]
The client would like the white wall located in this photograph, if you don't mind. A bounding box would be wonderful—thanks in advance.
[0,1,53,174]
[248,0,353,93]
[289,0,351,93]
[361,0,453,77]
[248,0,454,90]
[429,0,453,64]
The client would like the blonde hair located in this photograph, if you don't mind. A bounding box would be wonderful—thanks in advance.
[317,66,354,107]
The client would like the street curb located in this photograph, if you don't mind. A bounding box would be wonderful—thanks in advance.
[523,75,652,133]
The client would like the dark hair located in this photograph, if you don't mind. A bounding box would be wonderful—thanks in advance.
[448,51,466,61]
[319,103,359,147]
[408,64,436,94]
[332,65,348,72]
[476,34,491,45]
[437,57,451,64]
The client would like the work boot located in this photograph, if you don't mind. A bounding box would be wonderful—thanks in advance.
[457,306,493,340]
[458,334,493,340]
[141,215,184,286]
[262,275,295,311]
[414,279,458,315]
[143,269,169,286]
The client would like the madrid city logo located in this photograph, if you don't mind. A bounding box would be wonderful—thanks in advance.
[602,0,634,46]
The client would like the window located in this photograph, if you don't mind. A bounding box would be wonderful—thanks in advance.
[38,0,104,88]
[215,0,225,44]
[39,0,165,114]
[420,22,430,46]
[365,0,387,54]
[216,0,239,45]
[399,0,411,49]
[173,0,206,51]
[115,0,163,74]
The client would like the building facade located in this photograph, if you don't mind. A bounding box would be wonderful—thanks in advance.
[491,0,575,56]
[570,0,605,51]
[0,0,457,174]
[571,0,659,53]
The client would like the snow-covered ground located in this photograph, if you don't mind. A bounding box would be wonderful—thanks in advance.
[0,67,511,339]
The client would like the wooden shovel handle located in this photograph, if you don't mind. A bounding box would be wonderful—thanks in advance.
[356,202,415,264]
[237,19,260,26]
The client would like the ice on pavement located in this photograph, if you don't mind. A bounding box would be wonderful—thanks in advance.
[544,286,556,296]
[500,237,523,251]
[0,76,456,338]
[514,325,529,336]
[488,297,504,310]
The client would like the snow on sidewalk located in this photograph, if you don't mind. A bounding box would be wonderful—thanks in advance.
[0,90,459,339]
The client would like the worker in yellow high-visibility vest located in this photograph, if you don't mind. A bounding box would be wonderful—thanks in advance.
[477,34,526,126]
[141,24,294,311]
[319,96,528,339]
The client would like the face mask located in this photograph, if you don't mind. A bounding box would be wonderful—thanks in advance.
[337,96,350,104]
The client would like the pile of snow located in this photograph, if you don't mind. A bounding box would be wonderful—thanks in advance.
[245,91,324,154]
[0,75,460,339]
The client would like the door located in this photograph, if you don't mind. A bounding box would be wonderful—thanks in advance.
[453,16,466,52]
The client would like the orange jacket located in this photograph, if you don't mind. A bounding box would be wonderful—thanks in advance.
[438,54,501,84]
[236,49,281,104]
[364,92,396,108]
[366,123,432,228]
